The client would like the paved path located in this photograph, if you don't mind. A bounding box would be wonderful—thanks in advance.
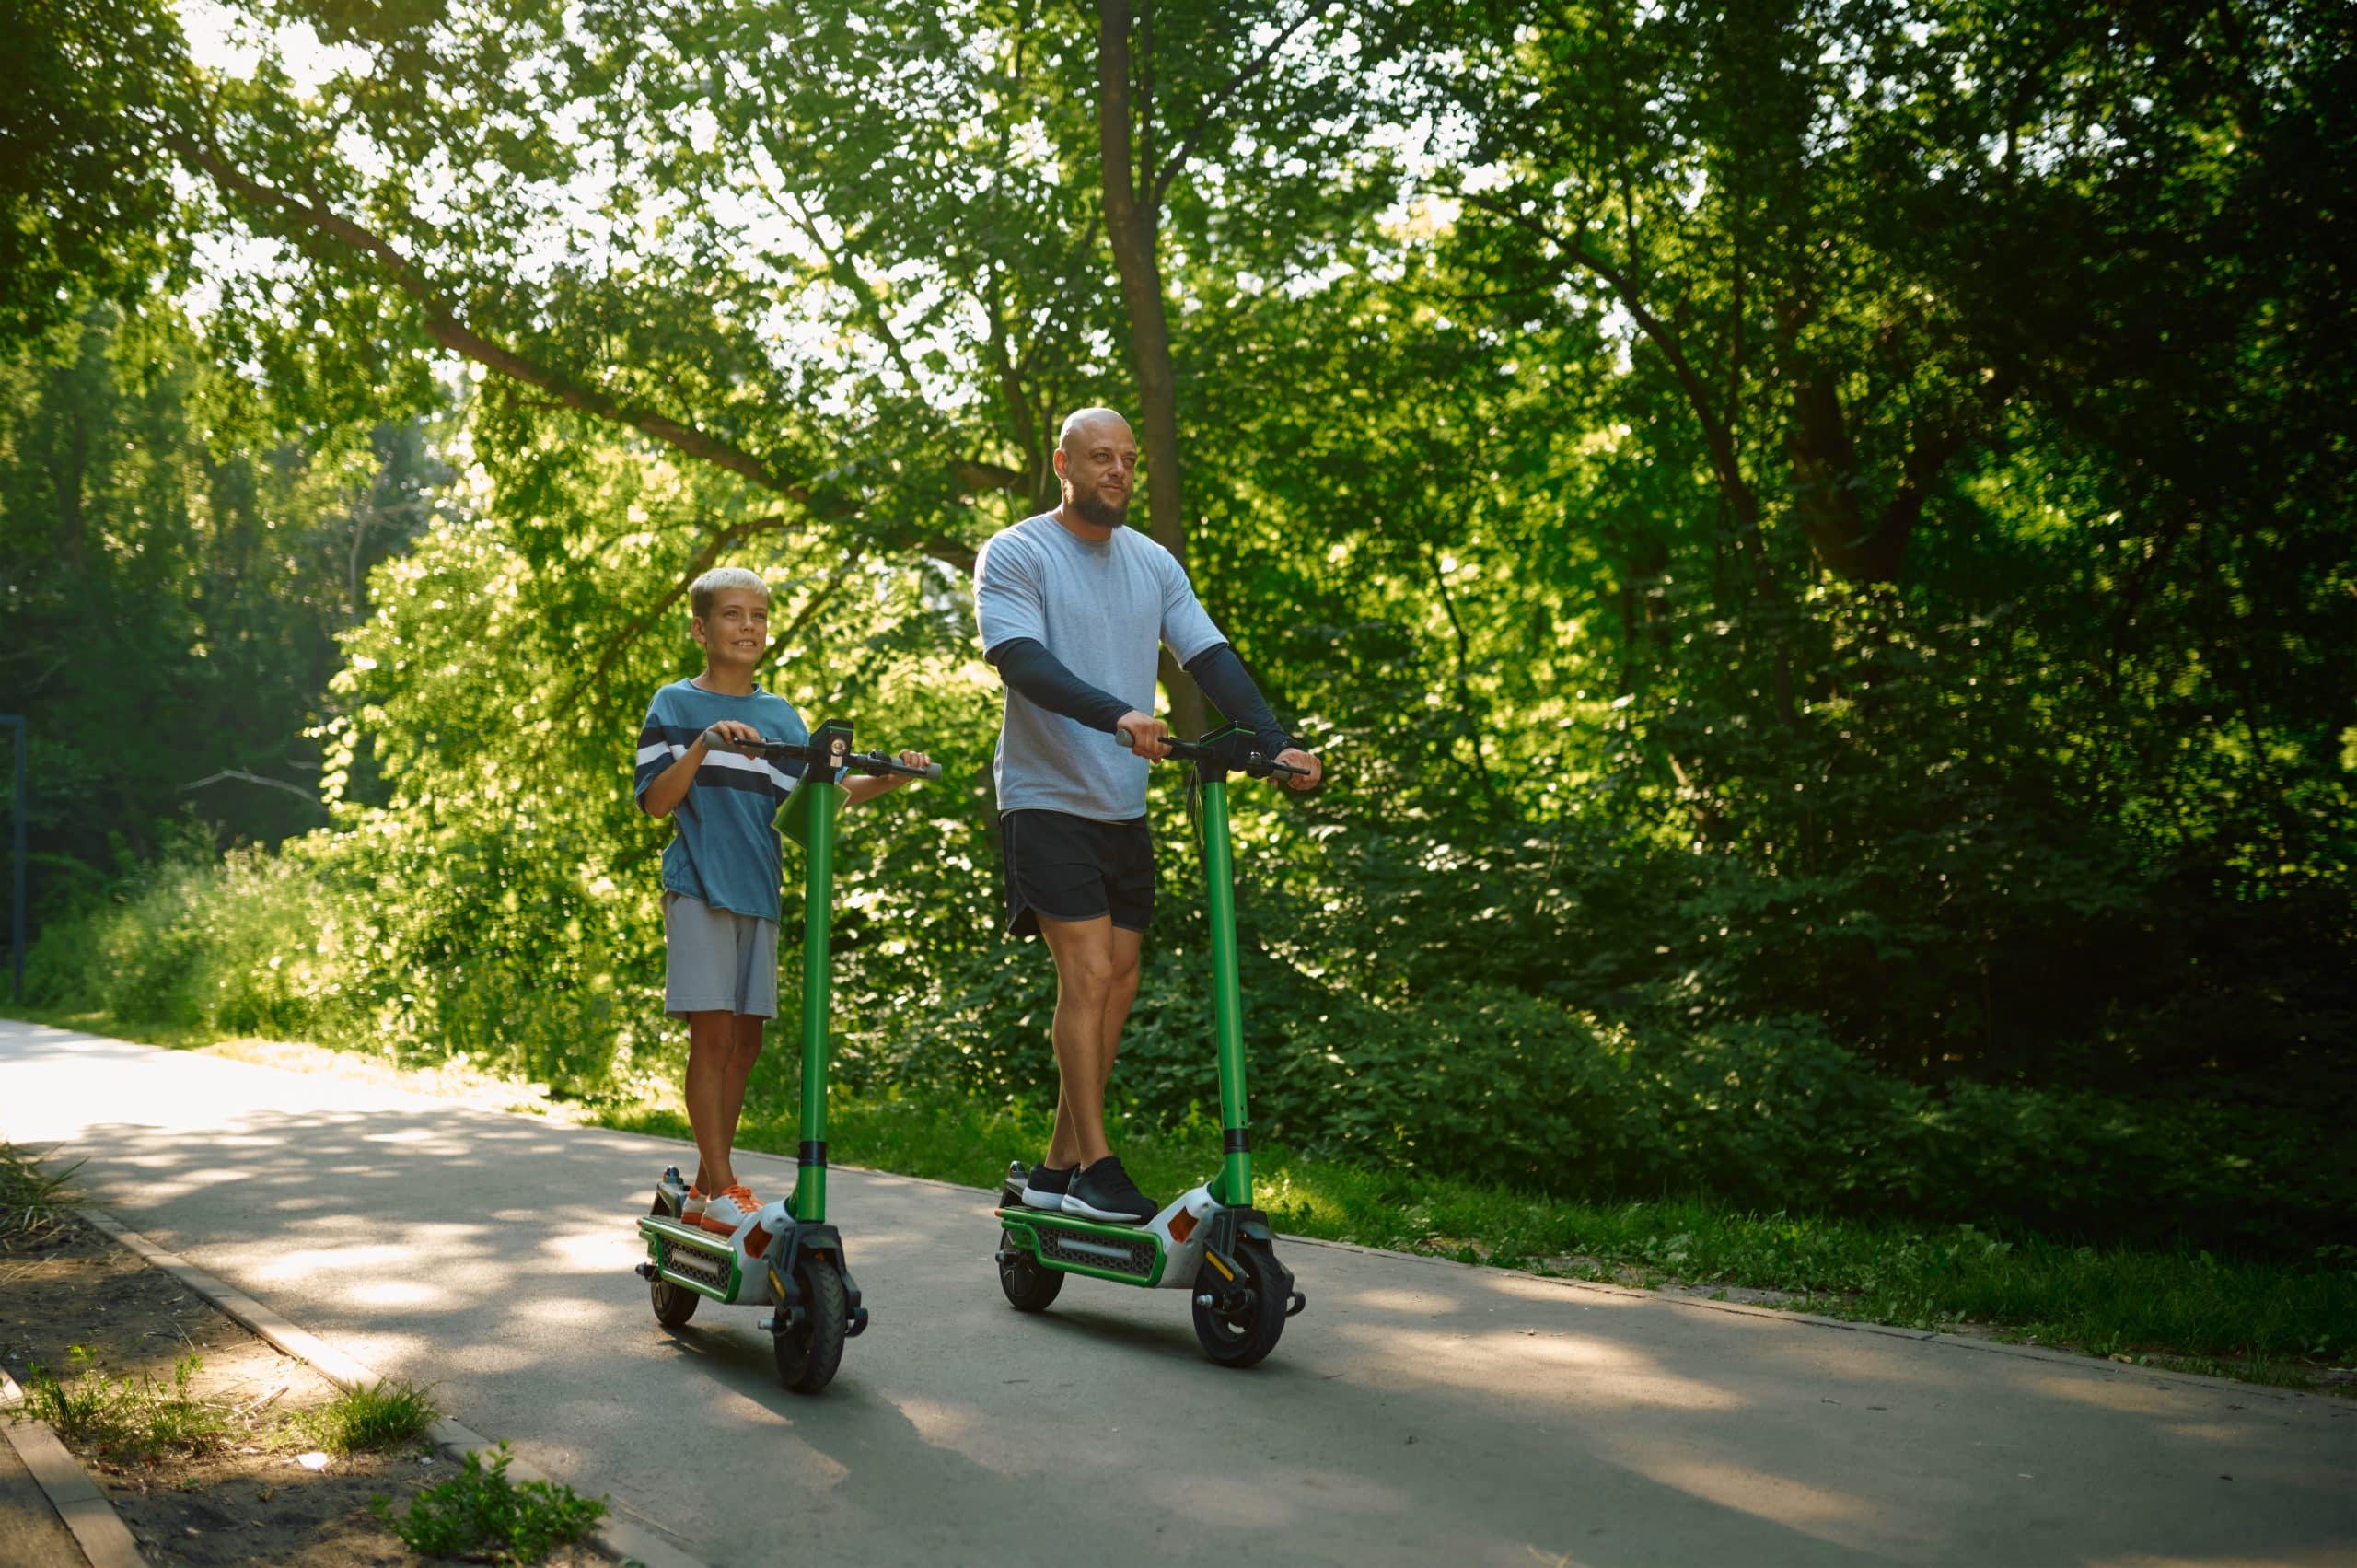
[2,1020,2350,1566]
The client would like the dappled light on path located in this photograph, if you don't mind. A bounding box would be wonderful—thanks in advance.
[5,1023,2351,1568]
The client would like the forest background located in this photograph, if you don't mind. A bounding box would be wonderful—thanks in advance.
[3,0,2352,1299]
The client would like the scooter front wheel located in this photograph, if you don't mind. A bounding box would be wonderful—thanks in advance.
[996,1228,1064,1312]
[647,1198,699,1330]
[774,1253,849,1394]
[1191,1241,1287,1368]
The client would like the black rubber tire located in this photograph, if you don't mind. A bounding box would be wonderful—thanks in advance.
[997,1228,1064,1313]
[774,1254,849,1395]
[1191,1241,1287,1368]
[647,1197,699,1330]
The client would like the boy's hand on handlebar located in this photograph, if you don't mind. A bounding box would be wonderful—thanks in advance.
[1274,747,1322,791]
[1113,711,1172,759]
[697,720,762,756]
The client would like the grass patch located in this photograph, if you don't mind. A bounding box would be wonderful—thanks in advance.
[609,1087,2357,1387]
[0,1142,79,1245]
[371,1441,604,1566]
[0,1001,228,1053]
[285,1378,441,1455]
[14,1348,233,1459]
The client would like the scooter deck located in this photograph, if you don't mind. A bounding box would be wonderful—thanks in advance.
[996,1205,1167,1286]
[992,1204,1156,1238]
[639,1214,746,1303]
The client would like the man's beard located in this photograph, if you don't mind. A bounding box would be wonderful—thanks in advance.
[1072,488,1128,528]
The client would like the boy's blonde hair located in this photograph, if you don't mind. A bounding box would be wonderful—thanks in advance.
[689,566,771,621]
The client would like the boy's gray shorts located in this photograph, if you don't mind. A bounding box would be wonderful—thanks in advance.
[662,892,780,1019]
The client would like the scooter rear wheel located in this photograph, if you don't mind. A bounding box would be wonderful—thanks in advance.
[997,1228,1064,1312]
[647,1198,699,1330]
[773,1253,849,1394]
[1191,1241,1286,1368]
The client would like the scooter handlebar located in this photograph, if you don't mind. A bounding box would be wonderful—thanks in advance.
[734,738,941,781]
[1112,726,1308,779]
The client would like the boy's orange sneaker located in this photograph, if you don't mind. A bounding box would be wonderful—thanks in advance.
[681,1184,710,1226]
[696,1184,761,1237]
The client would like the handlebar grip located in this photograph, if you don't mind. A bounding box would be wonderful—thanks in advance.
[919,761,944,782]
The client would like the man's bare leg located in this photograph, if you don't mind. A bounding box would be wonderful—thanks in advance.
[1038,913,1124,1170]
[1095,924,1143,1110]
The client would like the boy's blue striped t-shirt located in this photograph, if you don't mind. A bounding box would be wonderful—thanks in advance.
[633,678,810,922]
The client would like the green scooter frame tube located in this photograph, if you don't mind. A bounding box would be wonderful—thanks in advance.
[785,777,848,1225]
[1200,773,1253,1209]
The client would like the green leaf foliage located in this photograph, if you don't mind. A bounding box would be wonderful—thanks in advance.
[6,0,2354,1259]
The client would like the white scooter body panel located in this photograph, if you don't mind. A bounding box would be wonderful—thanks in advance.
[1143,1183,1220,1290]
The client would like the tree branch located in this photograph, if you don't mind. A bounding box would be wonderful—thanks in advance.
[1455,188,1756,526]
[172,132,1008,573]
[563,515,795,706]
[174,133,813,500]
[1874,370,2017,572]
[181,770,328,810]
[1150,1,1335,205]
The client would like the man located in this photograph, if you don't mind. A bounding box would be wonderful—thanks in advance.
[973,408,1320,1224]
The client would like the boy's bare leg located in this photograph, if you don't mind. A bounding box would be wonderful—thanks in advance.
[716,1013,765,1185]
[1038,914,1139,1170]
[683,1009,755,1193]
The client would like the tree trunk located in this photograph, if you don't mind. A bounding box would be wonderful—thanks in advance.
[1095,0,1206,739]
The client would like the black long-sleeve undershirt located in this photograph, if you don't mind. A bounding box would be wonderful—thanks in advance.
[985,637,1292,754]
[1185,643,1291,755]
[987,637,1132,732]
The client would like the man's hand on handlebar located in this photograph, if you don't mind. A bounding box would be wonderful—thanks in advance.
[1113,711,1173,760]
[1272,747,1322,792]
[873,750,930,793]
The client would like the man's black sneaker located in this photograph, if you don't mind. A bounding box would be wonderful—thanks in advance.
[1020,1162,1074,1213]
[1062,1156,1156,1225]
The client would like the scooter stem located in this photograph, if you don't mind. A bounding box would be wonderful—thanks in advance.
[791,778,842,1225]
[1201,772,1253,1209]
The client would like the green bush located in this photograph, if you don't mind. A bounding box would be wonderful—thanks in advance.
[28,842,362,1042]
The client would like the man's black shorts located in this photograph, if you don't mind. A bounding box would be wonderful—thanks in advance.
[1001,809,1155,937]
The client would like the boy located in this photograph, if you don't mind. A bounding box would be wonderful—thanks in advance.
[633,566,928,1237]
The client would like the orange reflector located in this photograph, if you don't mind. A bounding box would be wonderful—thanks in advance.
[742,1225,772,1259]
[1169,1209,1197,1245]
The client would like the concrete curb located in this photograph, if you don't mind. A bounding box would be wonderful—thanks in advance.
[0,1366,145,1568]
[74,1206,714,1568]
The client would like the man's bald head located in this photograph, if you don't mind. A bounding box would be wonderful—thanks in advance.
[1052,408,1139,533]
[1058,407,1132,454]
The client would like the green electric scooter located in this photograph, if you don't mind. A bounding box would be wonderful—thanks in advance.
[994,724,1309,1368]
[635,720,938,1394]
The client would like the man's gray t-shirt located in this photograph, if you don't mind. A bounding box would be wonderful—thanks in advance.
[974,512,1225,821]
